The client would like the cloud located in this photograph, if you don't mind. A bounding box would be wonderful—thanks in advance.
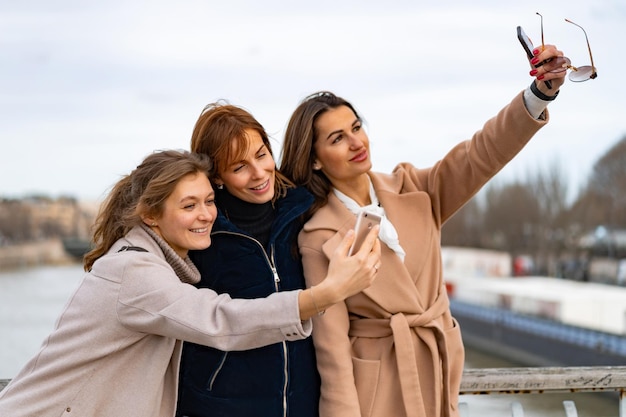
[0,0,624,201]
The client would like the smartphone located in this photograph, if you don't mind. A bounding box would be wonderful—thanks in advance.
[348,211,381,256]
[516,26,552,89]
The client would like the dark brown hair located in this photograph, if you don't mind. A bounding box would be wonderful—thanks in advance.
[280,91,361,214]
[83,150,212,271]
[190,101,294,202]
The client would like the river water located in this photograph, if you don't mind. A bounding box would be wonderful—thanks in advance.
[0,265,619,416]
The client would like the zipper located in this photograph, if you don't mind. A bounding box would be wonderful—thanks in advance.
[213,231,278,283]
[270,244,280,288]
[208,352,228,391]
[213,232,288,415]
[271,244,289,417]
[281,340,288,417]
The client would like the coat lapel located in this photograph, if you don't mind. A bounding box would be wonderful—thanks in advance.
[308,177,431,313]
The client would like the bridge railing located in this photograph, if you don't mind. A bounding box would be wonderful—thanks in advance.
[460,366,626,416]
[2,366,625,416]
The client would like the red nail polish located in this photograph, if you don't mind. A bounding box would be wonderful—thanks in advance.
[537,74,545,80]
[530,69,538,76]
[533,49,540,56]
[531,57,540,65]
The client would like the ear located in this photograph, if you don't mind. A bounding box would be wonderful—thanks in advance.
[142,214,158,228]
[213,177,225,189]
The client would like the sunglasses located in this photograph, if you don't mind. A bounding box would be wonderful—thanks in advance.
[536,12,597,82]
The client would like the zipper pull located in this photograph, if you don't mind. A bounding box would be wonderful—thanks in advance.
[269,244,280,283]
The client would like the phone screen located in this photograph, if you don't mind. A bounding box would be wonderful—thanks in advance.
[517,26,552,89]
[517,26,534,59]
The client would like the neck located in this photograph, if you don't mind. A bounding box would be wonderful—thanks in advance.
[216,187,274,246]
[333,174,371,207]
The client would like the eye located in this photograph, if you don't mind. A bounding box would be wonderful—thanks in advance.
[331,134,343,144]
[205,198,215,206]
[353,123,362,133]
[233,163,246,173]
[183,203,196,210]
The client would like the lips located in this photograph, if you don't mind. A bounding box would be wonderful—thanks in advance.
[250,180,270,191]
[350,150,368,162]
[190,227,209,234]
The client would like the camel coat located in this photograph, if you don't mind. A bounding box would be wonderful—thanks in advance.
[0,226,311,417]
[298,92,548,417]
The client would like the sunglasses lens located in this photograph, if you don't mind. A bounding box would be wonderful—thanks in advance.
[544,56,571,74]
[569,65,596,82]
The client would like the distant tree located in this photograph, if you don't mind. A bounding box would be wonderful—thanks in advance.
[586,135,626,227]
[482,181,541,253]
[441,197,483,247]
[569,135,626,230]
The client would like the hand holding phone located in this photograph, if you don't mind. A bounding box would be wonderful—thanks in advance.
[517,26,553,89]
[348,211,382,256]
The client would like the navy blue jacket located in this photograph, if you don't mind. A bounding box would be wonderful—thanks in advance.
[176,187,319,417]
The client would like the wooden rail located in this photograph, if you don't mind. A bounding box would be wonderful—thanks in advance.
[3,367,626,415]
[460,366,626,416]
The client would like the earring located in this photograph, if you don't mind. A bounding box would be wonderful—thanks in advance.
[216,183,224,190]
[151,222,157,227]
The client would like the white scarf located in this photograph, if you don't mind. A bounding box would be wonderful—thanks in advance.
[333,179,406,261]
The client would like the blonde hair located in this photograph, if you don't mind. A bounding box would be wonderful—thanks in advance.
[83,150,212,271]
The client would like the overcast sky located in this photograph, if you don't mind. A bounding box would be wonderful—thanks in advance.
[1,0,624,202]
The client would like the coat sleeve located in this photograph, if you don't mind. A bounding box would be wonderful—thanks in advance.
[397,91,549,225]
[113,255,312,351]
[299,232,363,417]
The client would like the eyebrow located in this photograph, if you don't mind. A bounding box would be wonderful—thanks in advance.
[231,143,266,166]
[325,119,360,141]
[179,190,214,203]
[254,143,267,155]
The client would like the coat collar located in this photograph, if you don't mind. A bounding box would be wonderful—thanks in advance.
[303,171,405,235]
[213,186,313,239]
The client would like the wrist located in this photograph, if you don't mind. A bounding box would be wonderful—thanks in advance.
[311,281,339,311]
[530,81,559,101]
[309,286,326,316]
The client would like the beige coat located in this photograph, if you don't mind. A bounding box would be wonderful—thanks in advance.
[299,92,548,417]
[0,226,311,417]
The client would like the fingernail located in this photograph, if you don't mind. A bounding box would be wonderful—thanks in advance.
[537,74,545,80]
[531,57,540,65]
[533,48,540,56]
[530,69,538,76]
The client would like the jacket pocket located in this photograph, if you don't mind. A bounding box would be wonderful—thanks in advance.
[444,318,464,410]
[352,356,381,417]
[207,351,228,391]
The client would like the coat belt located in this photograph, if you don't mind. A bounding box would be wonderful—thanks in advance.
[348,291,452,417]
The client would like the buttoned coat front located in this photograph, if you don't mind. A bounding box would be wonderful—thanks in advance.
[0,226,310,417]
[298,92,548,417]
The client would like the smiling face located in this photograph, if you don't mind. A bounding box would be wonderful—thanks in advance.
[146,172,217,258]
[216,128,276,204]
[312,105,372,191]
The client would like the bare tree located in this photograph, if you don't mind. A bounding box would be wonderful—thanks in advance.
[585,135,626,227]
[442,197,483,247]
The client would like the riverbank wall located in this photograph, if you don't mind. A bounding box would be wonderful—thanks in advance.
[0,239,76,271]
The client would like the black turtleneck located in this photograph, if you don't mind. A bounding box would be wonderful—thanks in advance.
[216,187,275,248]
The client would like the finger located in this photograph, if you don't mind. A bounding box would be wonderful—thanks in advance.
[369,239,382,266]
[335,229,355,256]
[355,225,380,255]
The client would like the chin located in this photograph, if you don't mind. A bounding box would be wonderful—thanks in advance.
[193,238,212,251]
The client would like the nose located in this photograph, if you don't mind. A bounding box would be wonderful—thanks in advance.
[347,133,364,149]
[250,161,265,179]
[199,204,216,222]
